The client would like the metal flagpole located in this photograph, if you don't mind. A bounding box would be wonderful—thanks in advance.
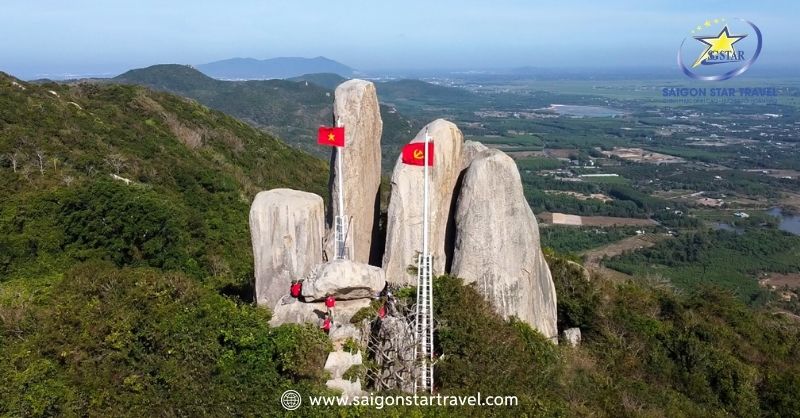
[422,131,429,281]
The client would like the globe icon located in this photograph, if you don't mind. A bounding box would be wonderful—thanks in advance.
[281,390,302,411]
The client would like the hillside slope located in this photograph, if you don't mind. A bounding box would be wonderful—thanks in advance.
[0,72,328,286]
[113,65,421,167]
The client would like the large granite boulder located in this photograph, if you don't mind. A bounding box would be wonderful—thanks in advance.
[451,149,558,340]
[269,298,372,327]
[382,119,464,285]
[301,260,386,301]
[326,79,382,264]
[250,189,324,309]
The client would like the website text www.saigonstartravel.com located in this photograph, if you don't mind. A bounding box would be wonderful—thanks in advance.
[280,390,518,411]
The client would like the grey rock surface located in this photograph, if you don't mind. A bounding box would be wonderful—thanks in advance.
[462,140,489,169]
[301,259,386,301]
[370,316,416,393]
[382,119,464,284]
[250,189,324,309]
[268,298,372,328]
[563,327,582,347]
[326,79,382,264]
[451,149,558,340]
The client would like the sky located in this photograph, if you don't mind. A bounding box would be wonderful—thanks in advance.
[0,0,797,78]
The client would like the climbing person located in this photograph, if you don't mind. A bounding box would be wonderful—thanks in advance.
[321,314,332,334]
[290,279,302,299]
[377,303,386,319]
[325,294,336,319]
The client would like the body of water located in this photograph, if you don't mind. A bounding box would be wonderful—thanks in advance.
[766,207,800,236]
[547,104,626,117]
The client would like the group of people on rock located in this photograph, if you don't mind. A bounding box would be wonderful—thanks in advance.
[287,279,336,334]
[287,279,400,335]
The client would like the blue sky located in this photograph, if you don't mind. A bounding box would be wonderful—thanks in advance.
[0,0,797,78]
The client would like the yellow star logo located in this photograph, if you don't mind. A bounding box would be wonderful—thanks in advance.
[691,25,747,68]
[328,132,335,142]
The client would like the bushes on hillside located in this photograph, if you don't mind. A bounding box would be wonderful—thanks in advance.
[0,261,331,416]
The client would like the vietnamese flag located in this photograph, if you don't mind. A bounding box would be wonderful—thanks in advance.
[401,142,434,166]
[318,126,345,147]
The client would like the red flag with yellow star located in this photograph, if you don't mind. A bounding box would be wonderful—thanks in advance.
[318,126,345,147]
[401,142,434,166]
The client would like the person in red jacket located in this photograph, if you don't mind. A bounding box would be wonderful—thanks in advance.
[321,315,332,334]
[325,294,336,319]
[290,280,302,298]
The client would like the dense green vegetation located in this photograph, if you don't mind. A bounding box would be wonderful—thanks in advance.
[606,229,800,302]
[422,259,800,416]
[540,225,646,254]
[0,262,332,416]
[0,73,328,292]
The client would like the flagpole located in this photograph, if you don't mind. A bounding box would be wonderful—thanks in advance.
[423,128,429,269]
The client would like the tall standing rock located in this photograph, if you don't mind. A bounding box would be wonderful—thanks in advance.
[250,188,324,308]
[327,79,382,264]
[382,119,464,285]
[451,149,558,340]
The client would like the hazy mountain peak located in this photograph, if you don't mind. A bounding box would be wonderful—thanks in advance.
[196,56,355,80]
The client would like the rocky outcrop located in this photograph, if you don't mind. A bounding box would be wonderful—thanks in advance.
[268,298,372,328]
[451,149,558,340]
[325,350,364,396]
[326,79,382,264]
[462,140,489,168]
[562,328,582,347]
[250,189,324,309]
[382,119,464,284]
[302,259,386,301]
[369,317,416,392]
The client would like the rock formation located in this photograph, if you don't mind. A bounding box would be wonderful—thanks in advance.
[451,149,558,340]
[382,119,464,284]
[326,79,382,264]
[250,189,324,309]
[461,140,489,168]
[301,259,385,301]
[562,328,582,347]
[368,316,416,392]
[268,298,372,328]
[324,350,365,397]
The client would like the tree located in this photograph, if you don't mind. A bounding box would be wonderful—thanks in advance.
[34,149,45,175]
[104,153,127,175]
[8,150,24,173]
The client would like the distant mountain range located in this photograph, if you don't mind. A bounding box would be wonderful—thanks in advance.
[112,65,421,166]
[196,56,355,80]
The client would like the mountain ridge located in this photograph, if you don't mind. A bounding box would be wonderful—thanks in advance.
[196,56,355,80]
[112,64,423,167]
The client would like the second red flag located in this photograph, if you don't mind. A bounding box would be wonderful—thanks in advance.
[401,142,434,166]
